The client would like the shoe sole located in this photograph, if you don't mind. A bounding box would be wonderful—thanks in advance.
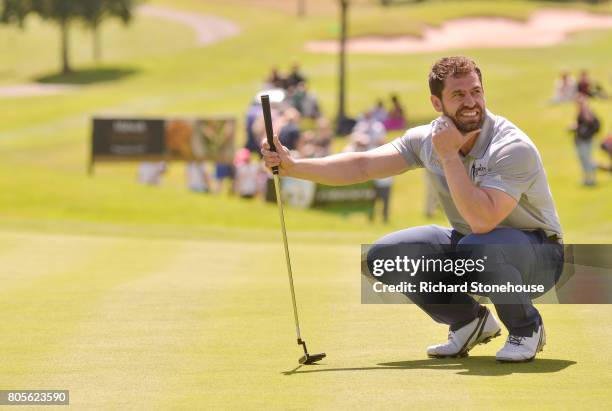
[496,356,535,363]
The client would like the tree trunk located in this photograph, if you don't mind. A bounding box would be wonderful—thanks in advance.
[93,22,101,63]
[297,0,306,17]
[60,18,72,74]
[336,0,348,130]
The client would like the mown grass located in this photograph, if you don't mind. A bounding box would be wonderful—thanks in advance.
[0,230,610,409]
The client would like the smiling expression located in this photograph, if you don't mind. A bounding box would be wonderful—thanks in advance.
[431,71,486,134]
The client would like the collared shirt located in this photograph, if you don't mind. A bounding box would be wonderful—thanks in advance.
[391,110,562,238]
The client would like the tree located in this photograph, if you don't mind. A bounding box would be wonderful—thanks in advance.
[0,0,32,26]
[81,0,134,63]
[297,0,306,17]
[1,0,137,74]
[1,0,82,74]
[33,0,85,74]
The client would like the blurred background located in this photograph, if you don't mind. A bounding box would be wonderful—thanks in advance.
[0,0,611,408]
[0,0,610,241]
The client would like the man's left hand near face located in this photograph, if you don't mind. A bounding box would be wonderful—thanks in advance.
[432,116,480,161]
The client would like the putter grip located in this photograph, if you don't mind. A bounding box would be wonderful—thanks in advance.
[260,95,279,175]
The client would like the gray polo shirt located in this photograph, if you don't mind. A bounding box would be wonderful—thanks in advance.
[391,110,562,238]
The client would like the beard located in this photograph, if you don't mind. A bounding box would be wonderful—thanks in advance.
[442,102,485,134]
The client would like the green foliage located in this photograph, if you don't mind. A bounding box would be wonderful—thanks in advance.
[80,0,135,27]
[31,0,81,21]
[0,0,32,26]
[0,0,139,72]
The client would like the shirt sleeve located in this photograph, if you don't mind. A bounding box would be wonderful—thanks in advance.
[478,140,539,201]
[390,126,427,169]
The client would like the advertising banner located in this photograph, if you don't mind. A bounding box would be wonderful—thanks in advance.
[266,178,375,213]
[90,116,236,172]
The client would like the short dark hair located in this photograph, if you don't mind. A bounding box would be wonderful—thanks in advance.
[428,56,483,98]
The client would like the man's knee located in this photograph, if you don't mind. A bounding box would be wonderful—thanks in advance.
[373,225,452,247]
[366,225,453,282]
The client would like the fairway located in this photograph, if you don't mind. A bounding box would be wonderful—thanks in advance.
[1,0,611,408]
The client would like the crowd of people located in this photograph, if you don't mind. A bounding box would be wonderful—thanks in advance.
[137,157,266,199]
[138,64,330,201]
[552,70,610,186]
[137,64,608,218]
[136,66,413,222]
[551,70,608,103]
[339,95,408,222]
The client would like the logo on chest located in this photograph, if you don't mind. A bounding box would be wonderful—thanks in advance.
[470,162,488,180]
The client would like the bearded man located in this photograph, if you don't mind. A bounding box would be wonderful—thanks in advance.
[261,56,563,362]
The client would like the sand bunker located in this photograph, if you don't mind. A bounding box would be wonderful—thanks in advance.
[306,9,612,54]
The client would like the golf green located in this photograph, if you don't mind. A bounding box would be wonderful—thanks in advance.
[0,229,610,409]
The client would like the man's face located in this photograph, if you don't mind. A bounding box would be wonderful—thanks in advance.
[433,71,486,134]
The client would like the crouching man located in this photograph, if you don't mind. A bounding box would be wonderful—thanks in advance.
[262,56,564,362]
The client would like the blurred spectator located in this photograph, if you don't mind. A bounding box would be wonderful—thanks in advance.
[287,63,306,88]
[279,107,302,150]
[342,132,393,222]
[137,162,166,185]
[598,133,612,172]
[297,130,318,158]
[577,70,593,97]
[285,84,298,109]
[550,71,576,103]
[576,70,607,98]
[234,148,260,198]
[214,162,234,194]
[371,99,388,123]
[371,175,393,224]
[296,81,321,119]
[383,94,407,131]
[266,67,286,89]
[343,131,370,153]
[313,117,333,157]
[354,109,386,149]
[244,100,262,153]
[186,161,211,193]
[570,95,600,186]
[343,136,394,223]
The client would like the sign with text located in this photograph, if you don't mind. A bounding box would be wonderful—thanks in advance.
[91,117,236,166]
[266,178,375,213]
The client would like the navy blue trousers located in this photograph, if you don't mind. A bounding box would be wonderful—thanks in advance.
[367,225,564,336]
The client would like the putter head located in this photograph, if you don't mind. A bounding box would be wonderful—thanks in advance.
[299,352,326,365]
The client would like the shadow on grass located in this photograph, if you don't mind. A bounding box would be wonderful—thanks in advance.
[283,356,576,377]
[34,66,140,85]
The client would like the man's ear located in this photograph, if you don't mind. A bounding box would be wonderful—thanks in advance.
[430,95,443,113]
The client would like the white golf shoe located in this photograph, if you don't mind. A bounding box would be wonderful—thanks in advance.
[496,324,546,362]
[427,307,502,358]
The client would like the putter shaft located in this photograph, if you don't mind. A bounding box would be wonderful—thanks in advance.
[272,173,302,340]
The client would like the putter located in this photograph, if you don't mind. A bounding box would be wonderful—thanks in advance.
[261,95,326,365]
